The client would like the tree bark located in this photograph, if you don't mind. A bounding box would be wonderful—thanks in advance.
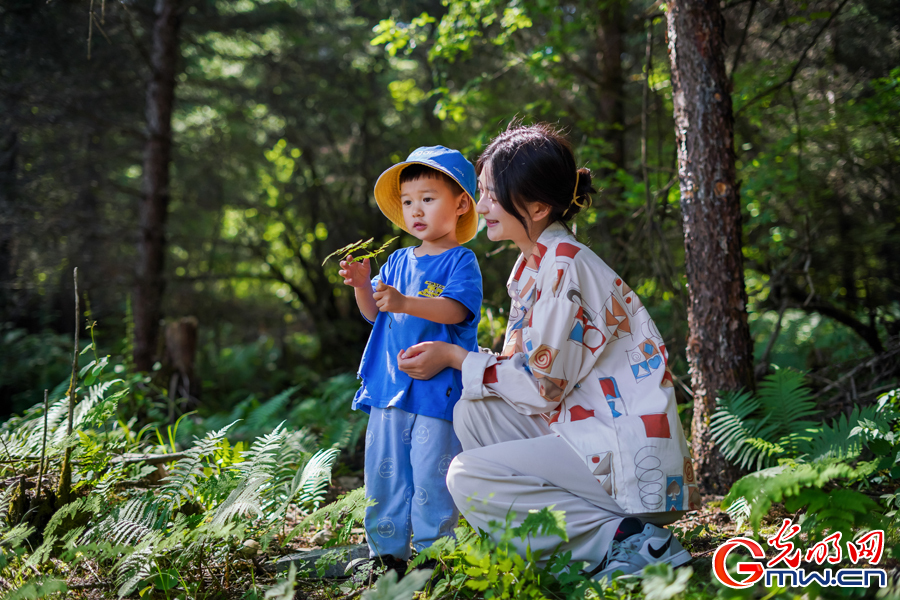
[134,0,182,371]
[0,123,17,320]
[665,0,755,494]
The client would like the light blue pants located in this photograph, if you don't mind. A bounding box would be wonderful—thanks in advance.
[364,406,462,560]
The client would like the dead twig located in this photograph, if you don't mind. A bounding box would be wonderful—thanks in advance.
[37,389,49,501]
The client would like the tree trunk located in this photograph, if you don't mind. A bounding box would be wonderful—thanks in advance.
[595,0,626,170]
[665,0,755,494]
[134,0,182,371]
[0,124,17,320]
[163,316,200,421]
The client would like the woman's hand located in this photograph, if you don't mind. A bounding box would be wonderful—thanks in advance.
[398,341,468,380]
[373,280,407,313]
[338,256,371,288]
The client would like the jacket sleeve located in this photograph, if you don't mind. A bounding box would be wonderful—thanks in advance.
[460,256,611,415]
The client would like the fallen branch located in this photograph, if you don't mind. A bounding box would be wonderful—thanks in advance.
[109,452,188,466]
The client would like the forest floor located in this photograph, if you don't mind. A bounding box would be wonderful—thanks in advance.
[29,477,900,599]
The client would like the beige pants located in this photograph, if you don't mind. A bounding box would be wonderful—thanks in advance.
[446,397,683,569]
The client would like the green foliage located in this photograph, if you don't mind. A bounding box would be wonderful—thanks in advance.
[183,372,367,455]
[320,236,399,266]
[641,563,693,600]
[0,343,345,599]
[287,487,372,548]
[724,497,751,534]
[263,563,297,600]
[405,508,607,600]
[0,325,73,419]
[716,379,900,555]
[1,578,67,600]
[710,368,821,470]
[725,460,884,542]
[360,568,433,600]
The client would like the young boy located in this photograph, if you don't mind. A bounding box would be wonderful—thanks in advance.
[339,146,483,576]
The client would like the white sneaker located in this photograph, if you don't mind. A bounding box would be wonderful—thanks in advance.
[590,521,692,581]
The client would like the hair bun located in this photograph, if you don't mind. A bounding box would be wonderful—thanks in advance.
[576,168,596,195]
[565,168,596,219]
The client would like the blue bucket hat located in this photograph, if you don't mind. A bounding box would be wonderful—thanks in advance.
[373,146,478,244]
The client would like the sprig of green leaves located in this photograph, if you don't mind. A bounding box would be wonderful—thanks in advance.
[321,236,398,266]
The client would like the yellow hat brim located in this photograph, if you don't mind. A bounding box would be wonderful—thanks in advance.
[373,162,478,245]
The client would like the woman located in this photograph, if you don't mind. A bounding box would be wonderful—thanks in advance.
[397,123,696,579]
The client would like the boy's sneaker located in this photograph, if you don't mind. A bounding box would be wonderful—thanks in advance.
[345,555,408,585]
[588,518,692,581]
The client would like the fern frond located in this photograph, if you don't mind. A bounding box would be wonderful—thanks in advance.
[710,389,781,470]
[1,523,35,548]
[275,429,318,481]
[0,485,14,529]
[155,421,238,518]
[43,496,105,541]
[85,497,158,547]
[725,460,864,533]
[245,387,300,432]
[285,487,372,547]
[711,369,827,469]
[725,496,751,533]
[236,422,287,481]
[7,395,70,457]
[803,404,891,462]
[758,368,819,421]
[758,368,820,456]
[114,531,164,598]
[297,448,340,510]
[210,476,268,525]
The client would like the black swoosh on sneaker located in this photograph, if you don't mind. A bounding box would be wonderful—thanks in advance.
[648,536,672,559]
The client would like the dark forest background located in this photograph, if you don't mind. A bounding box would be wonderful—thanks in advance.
[2,0,898,423]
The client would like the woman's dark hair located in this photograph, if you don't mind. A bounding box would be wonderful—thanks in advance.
[476,122,595,236]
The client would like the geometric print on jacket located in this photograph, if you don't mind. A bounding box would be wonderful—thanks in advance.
[460,222,700,514]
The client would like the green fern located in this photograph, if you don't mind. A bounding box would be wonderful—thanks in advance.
[0,486,13,529]
[113,527,168,598]
[87,496,159,547]
[211,423,288,525]
[757,368,821,456]
[236,422,288,480]
[1,523,34,549]
[155,421,238,521]
[297,447,341,510]
[710,368,820,470]
[725,460,883,538]
[803,404,894,462]
[724,496,751,533]
[286,487,373,547]
[245,387,300,432]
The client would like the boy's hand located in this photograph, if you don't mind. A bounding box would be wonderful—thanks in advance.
[398,341,468,379]
[373,281,407,313]
[339,256,371,288]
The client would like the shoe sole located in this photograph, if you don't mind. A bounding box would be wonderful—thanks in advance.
[666,548,693,569]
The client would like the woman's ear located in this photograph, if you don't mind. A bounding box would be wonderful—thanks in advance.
[527,201,552,222]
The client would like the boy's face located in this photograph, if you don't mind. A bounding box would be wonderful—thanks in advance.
[399,176,469,245]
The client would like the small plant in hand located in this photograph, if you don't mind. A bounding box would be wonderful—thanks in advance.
[321,236,398,266]
[339,244,408,329]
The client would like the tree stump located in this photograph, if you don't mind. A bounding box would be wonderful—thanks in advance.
[163,316,199,422]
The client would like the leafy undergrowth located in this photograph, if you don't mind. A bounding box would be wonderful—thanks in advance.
[4,342,900,599]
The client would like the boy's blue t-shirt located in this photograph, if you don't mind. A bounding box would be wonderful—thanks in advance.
[352,245,482,421]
